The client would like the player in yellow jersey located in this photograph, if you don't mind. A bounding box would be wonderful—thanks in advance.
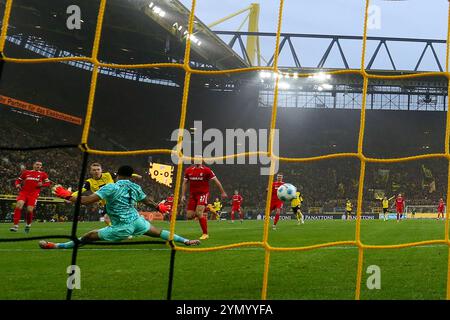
[212,198,222,221]
[291,191,304,225]
[376,195,395,221]
[72,163,142,226]
[345,199,353,221]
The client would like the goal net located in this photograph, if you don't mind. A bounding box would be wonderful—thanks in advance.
[1,0,450,301]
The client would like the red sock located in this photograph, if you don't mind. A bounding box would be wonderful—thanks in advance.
[274,212,280,225]
[13,207,22,225]
[231,212,235,221]
[26,210,33,225]
[199,216,208,234]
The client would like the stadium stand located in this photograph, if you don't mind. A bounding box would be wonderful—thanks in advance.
[1,103,447,222]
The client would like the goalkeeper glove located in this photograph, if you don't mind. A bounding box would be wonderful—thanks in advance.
[52,185,73,200]
[157,202,169,214]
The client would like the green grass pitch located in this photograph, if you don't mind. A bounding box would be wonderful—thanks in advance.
[0,219,448,300]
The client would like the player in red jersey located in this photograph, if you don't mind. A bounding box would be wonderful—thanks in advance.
[437,198,445,220]
[230,190,244,223]
[10,161,51,233]
[181,161,227,240]
[161,193,174,221]
[269,174,285,230]
[394,193,405,222]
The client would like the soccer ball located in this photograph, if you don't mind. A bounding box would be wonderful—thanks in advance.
[277,183,297,202]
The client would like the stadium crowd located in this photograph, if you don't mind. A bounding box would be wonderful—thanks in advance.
[1,149,446,220]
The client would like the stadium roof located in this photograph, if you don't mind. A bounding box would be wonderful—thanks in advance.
[1,0,248,70]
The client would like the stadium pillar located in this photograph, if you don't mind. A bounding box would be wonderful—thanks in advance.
[207,4,260,66]
[246,3,260,66]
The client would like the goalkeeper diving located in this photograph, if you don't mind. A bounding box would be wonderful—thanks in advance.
[39,165,200,249]
[71,162,142,226]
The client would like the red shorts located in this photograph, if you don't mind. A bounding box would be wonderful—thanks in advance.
[187,192,209,211]
[270,199,283,212]
[232,205,241,212]
[17,191,39,207]
[396,207,404,213]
